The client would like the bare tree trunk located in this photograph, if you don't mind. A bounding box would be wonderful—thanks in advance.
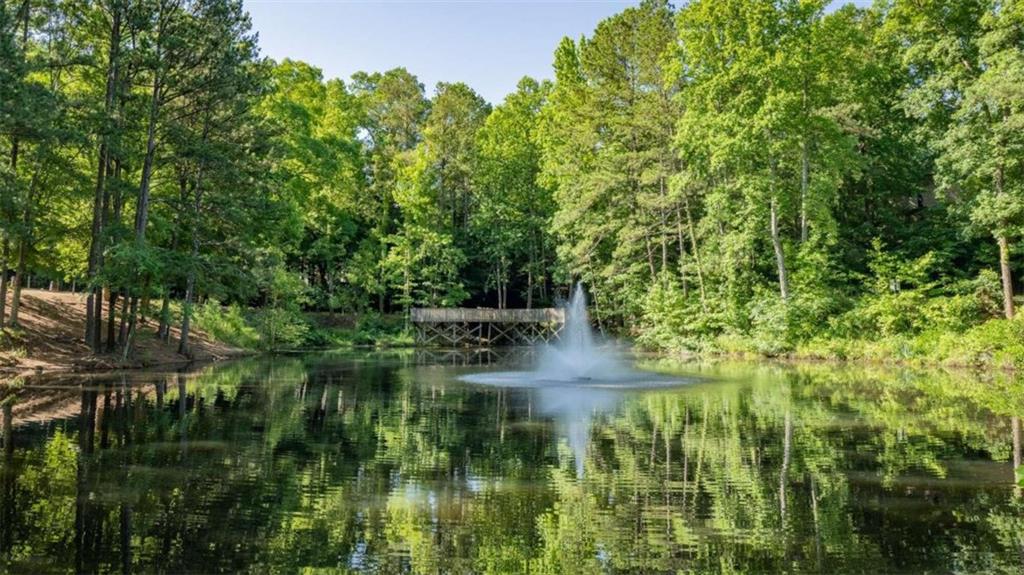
[140,286,151,325]
[770,196,789,302]
[106,289,119,352]
[1013,416,1021,499]
[800,139,809,243]
[118,295,128,345]
[121,296,139,362]
[658,178,669,275]
[178,274,195,356]
[9,170,37,327]
[8,238,26,327]
[178,231,198,357]
[3,1,29,331]
[676,207,689,299]
[157,293,171,342]
[645,233,657,279]
[1012,416,1021,472]
[526,268,533,310]
[682,194,707,308]
[0,239,8,327]
[998,235,1015,319]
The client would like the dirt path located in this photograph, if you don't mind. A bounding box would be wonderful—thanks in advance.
[0,289,251,377]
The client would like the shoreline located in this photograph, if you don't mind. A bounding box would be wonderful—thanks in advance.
[646,348,1020,374]
[12,344,1016,380]
[0,347,259,380]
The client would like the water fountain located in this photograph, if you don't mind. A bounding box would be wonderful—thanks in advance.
[460,283,684,476]
[534,283,626,381]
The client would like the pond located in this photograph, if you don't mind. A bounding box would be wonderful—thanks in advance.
[0,351,1021,574]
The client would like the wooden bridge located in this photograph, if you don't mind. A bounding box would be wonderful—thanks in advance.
[411,308,565,347]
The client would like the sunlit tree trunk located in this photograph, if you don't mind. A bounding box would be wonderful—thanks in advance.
[681,194,706,309]
[0,240,9,327]
[800,139,809,243]
[106,289,120,350]
[770,196,789,302]
[998,235,1015,319]
[7,238,26,326]
[9,172,37,327]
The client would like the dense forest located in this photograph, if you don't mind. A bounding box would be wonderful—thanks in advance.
[1,0,1023,361]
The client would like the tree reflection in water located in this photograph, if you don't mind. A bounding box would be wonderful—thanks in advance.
[0,354,1021,574]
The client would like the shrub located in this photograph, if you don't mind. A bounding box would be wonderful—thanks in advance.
[193,300,260,349]
[746,291,792,356]
[255,307,309,351]
[954,318,1024,369]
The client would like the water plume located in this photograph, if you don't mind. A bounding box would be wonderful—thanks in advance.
[460,283,684,477]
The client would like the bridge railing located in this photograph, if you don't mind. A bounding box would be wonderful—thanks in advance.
[410,308,564,324]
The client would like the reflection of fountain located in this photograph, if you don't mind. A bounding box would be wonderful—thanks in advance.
[535,386,619,478]
[460,283,686,477]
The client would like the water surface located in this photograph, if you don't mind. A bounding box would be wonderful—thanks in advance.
[0,351,1022,573]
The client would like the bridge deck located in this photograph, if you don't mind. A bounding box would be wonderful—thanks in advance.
[411,308,564,324]
[410,308,564,347]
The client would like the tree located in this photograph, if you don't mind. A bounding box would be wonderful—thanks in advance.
[82,0,129,350]
[420,82,490,240]
[170,0,263,356]
[350,68,429,312]
[538,0,678,322]
[934,0,1024,319]
[472,77,554,308]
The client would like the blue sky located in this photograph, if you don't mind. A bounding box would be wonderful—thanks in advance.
[244,0,873,104]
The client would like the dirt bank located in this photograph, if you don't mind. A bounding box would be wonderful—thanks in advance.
[0,289,251,378]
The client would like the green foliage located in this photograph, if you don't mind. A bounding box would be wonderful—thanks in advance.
[193,300,260,349]
[252,255,311,351]
[3,0,1024,362]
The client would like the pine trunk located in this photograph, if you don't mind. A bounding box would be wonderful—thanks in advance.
[106,290,119,352]
[121,296,139,362]
[0,239,8,327]
[8,170,36,328]
[997,234,1014,319]
[8,238,26,326]
[85,9,122,349]
[179,127,208,357]
[123,65,162,358]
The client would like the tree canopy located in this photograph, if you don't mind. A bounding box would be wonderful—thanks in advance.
[0,0,1021,355]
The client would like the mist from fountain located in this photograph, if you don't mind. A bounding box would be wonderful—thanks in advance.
[458,283,686,477]
[535,283,625,382]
